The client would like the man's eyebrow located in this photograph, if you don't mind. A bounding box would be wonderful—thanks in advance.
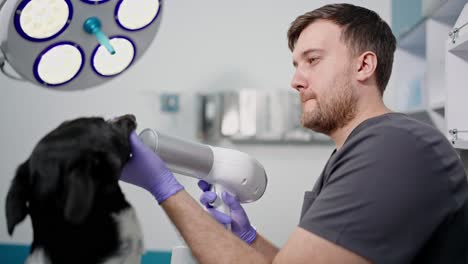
[292,48,324,67]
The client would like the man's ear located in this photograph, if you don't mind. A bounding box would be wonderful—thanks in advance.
[355,51,378,83]
[64,157,96,225]
[6,160,31,235]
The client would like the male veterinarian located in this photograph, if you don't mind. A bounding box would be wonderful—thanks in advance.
[120,4,468,263]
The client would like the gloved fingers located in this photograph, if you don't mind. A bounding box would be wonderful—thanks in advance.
[199,191,217,207]
[221,192,242,211]
[119,162,132,182]
[129,131,140,145]
[129,131,167,165]
[207,208,232,225]
[128,131,145,155]
[197,180,212,192]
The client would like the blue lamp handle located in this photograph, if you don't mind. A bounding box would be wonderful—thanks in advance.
[83,17,115,55]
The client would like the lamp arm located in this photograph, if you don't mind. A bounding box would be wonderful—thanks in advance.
[0,47,4,65]
[0,48,25,81]
[0,1,6,11]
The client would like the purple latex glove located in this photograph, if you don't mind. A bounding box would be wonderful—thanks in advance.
[120,131,184,204]
[198,180,257,244]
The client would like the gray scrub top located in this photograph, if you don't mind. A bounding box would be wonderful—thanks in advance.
[299,113,468,264]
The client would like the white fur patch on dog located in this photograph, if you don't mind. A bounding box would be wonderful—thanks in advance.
[23,207,144,264]
[102,207,145,264]
[25,248,51,264]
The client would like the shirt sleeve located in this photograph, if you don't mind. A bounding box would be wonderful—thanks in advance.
[299,126,459,264]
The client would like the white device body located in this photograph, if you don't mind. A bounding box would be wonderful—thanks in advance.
[139,128,268,204]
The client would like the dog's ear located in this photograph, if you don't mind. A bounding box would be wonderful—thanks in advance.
[6,160,31,235]
[64,151,120,224]
[64,159,96,225]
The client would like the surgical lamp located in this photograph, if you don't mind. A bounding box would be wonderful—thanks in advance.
[0,0,162,90]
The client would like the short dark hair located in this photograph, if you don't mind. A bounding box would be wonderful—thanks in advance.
[287,3,396,94]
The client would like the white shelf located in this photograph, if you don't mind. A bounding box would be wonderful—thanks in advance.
[432,0,468,25]
[448,28,468,61]
[398,0,468,57]
[428,108,447,132]
[426,19,451,113]
[445,2,468,149]
[394,0,468,136]
[430,101,445,117]
[430,101,445,110]
[453,139,468,149]
[398,20,426,57]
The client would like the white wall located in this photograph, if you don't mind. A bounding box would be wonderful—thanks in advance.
[0,0,391,251]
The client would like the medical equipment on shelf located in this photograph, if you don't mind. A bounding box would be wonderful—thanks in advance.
[0,0,162,90]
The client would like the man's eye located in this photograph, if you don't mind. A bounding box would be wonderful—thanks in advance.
[308,58,319,64]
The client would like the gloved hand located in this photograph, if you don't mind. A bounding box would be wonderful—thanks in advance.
[198,180,257,244]
[120,131,184,204]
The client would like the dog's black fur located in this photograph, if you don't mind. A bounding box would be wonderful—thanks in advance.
[6,114,138,264]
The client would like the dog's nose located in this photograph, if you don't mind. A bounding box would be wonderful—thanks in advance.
[111,114,137,132]
[111,114,135,123]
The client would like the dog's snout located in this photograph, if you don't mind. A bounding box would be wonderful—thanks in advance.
[113,114,136,123]
[124,114,136,123]
[111,114,137,135]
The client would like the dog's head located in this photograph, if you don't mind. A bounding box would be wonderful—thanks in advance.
[6,114,137,235]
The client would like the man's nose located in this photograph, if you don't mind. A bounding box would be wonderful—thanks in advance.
[291,69,307,92]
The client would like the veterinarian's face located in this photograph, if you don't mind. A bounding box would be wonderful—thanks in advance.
[291,20,358,135]
[6,114,137,234]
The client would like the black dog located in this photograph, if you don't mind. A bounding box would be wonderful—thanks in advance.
[6,114,144,264]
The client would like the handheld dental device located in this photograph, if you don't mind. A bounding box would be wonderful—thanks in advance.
[139,128,268,213]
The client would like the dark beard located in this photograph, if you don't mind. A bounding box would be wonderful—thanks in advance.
[302,82,358,135]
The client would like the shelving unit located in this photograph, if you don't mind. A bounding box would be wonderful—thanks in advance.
[446,2,468,149]
[196,90,332,144]
[398,19,426,57]
[396,0,468,55]
[392,0,468,133]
